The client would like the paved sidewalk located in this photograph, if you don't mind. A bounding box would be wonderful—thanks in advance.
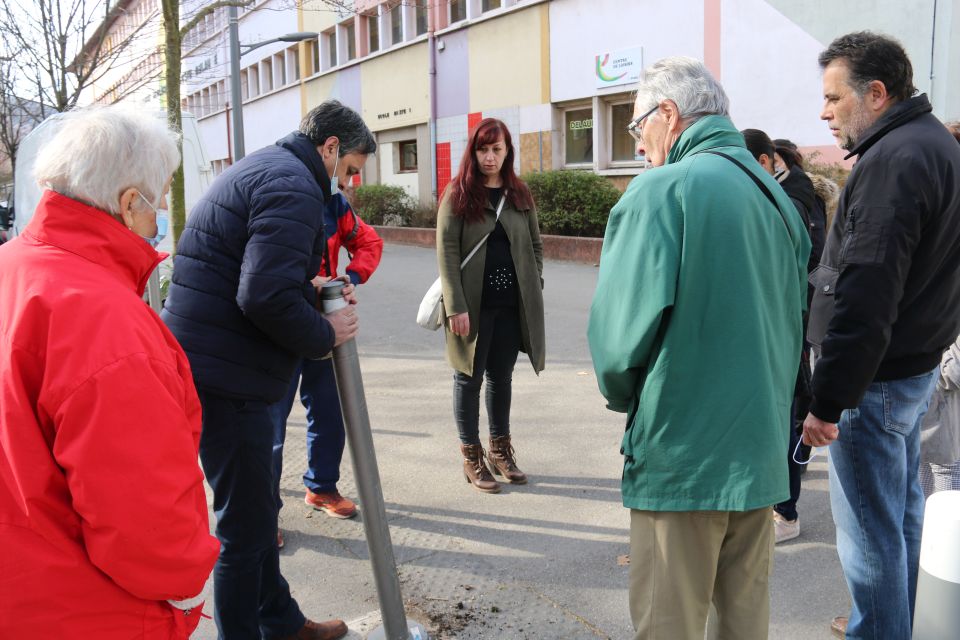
[194,243,849,639]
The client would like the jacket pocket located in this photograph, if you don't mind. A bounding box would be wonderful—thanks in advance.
[806,265,838,347]
[620,396,641,460]
[839,206,893,265]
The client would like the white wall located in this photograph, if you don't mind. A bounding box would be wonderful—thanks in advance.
[549,0,704,104]
[721,0,834,147]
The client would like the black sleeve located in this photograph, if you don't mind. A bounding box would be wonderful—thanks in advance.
[809,167,927,422]
[236,176,335,359]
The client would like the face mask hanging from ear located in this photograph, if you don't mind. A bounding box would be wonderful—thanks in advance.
[330,148,340,197]
[138,192,169,248]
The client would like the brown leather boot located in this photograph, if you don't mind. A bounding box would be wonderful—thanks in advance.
[461,443,501,493]
[487,435,527,484]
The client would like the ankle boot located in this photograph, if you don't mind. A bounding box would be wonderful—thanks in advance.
[487,435,527,484]
[461,443,501,493]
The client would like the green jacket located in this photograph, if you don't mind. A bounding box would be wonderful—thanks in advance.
[587,116,810,511]
[436,189,545,376]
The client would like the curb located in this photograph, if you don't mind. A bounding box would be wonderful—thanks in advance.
[372,226,603,265]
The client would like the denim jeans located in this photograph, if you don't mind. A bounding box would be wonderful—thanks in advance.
[268,357,346,511]
[828,368,938,640]
[453,306,521,445]
[198,391,306,639]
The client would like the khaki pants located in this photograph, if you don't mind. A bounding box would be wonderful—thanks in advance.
[629,507,774,640]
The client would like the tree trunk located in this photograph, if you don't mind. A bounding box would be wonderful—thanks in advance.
[162,0,185,251]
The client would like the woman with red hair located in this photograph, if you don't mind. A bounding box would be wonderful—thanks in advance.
[437,118,545,493]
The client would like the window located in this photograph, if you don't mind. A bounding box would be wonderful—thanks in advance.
[325,29,337,68]
[345,21,356,61]
[564,107,593,165]
[247,66,259,98]
[390,3,403,45]
[450,0,466,22]
[415,4,428,35]
[273,52,285,87]
[260,59,273,93]
[287,46,300,81]
[398,140,418,172]
[482,0,501,12]
[610,102,638,163]
[368,15,379,53]
[309,38,320,74]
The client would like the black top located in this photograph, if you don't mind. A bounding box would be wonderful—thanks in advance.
[807,94,960,422]
[481,187,518,308]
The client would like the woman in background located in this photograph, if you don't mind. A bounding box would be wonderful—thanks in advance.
[436,118,545,494]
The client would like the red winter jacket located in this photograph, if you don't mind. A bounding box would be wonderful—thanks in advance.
[0,191,220,638]
[322,194,383,283]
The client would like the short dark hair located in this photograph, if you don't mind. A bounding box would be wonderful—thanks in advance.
[818,31,916,102]
[299,100,377,156]
[741,128,775,162]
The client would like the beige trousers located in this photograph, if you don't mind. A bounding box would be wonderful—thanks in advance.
[629,507,774,640]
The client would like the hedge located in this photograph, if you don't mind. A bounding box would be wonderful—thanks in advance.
[523,170,622,237]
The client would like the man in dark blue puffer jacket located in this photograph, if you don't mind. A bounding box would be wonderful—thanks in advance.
[162,100,375,640]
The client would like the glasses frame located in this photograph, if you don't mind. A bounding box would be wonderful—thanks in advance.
[626,104,659,143]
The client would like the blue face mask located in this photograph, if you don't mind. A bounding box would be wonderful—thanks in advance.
[329,148,340,197]
[138,192,169,248]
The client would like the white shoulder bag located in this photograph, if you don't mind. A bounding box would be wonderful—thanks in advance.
[417,192,507,330]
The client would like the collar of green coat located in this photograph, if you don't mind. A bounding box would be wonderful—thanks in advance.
[665,115,746,165]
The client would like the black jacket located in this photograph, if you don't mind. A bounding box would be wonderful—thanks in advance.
[162,132,335,402]
[807,94,960,422]
[779,167,826,274]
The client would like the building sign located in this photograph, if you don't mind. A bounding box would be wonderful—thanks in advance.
[377,107,413,121]
[595,47,642,89]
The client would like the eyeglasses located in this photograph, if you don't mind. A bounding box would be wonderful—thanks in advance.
[626,105,659,143]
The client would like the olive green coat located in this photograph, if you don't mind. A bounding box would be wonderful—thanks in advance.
[436,190,545,376]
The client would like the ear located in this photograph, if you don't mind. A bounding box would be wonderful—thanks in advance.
[865,79,891,112]
[322,136,340,158]
[660,99,683,133]
[117,187,139,229]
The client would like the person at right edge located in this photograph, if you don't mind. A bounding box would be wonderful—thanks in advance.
[803,32,960,640]
[437,117,545,494]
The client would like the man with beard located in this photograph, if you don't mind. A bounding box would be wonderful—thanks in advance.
[804,32,960,640]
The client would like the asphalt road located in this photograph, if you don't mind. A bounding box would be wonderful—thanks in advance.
[194,242,850,639]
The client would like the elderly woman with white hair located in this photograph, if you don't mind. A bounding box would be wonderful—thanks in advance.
[0,105,219,638]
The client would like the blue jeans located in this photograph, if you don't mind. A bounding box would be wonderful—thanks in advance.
[269,357,346,510]
[828,368,938,640]
[198,391,306,639]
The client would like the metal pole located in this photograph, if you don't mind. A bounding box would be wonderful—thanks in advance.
[320,282,429,640]
[145,268,162,313]
[228,4,245,161]
[428,32,438,202]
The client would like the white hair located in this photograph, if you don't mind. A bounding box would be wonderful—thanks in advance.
[635,56,730,123]
[32,104,180,215]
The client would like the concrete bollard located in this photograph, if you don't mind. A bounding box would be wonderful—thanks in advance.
[913,490,960,640]
[321,281,430,640]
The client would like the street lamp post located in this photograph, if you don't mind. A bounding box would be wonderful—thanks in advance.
[227,4,316,161]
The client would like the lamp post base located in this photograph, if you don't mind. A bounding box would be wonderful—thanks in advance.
[366,620,430,640]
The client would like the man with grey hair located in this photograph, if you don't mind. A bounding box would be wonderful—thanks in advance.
[588,57,809,639]
[163,100,376,640]
[803,32,960,639]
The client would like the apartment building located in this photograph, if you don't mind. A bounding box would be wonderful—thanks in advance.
[180,0,960,203]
